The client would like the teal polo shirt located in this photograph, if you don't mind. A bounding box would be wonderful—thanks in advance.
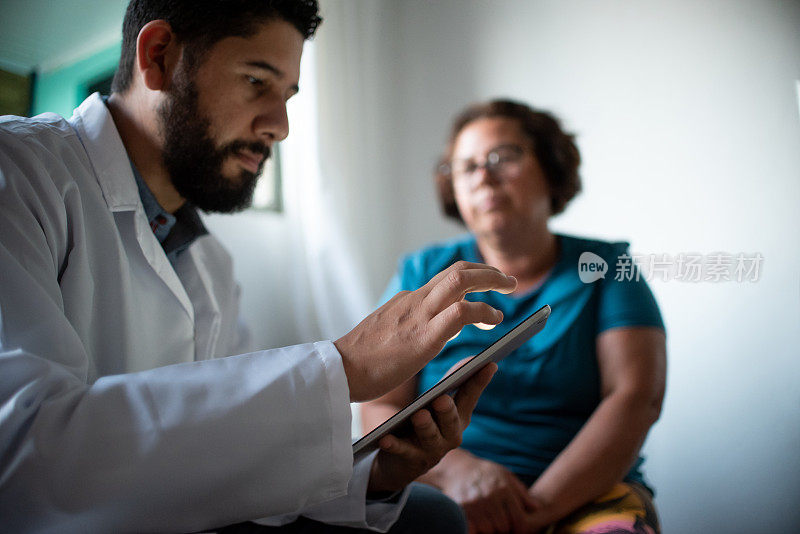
[380,233,664,489]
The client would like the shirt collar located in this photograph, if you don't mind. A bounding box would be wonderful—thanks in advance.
[129,161,208,259]
[118,127,207,265]
[130,160,175,238]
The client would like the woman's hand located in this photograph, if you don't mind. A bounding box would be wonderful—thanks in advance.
[431,449,539,534]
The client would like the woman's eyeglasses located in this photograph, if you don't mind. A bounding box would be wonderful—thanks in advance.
[443,145,527,188]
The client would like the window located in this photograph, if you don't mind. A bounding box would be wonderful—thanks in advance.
[250,144,283,212]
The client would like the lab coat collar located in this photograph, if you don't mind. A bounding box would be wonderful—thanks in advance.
[69,92,141,213]
[69,93,195,323]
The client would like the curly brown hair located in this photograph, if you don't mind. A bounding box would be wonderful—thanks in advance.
[435,99,582,223]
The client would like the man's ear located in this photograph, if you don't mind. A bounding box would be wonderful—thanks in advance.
[136,20,182,91]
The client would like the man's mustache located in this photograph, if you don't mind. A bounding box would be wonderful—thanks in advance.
[222,140,271,162]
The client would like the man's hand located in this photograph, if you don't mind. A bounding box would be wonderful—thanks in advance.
[366,363,497,493]
[335,261,516,402]
[433,450,539,534]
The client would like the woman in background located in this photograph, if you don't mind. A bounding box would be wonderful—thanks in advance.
[362,100,666,534]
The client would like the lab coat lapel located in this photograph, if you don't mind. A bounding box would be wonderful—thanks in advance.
[69,93,195,323]
[174,244,222,360]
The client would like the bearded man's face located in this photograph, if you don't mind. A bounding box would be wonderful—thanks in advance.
[158,72,269,213]
[156,19,303,212]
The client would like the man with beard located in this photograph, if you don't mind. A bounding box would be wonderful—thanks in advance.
[0,1,519,533]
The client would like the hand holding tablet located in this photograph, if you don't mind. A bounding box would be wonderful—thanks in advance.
[354,304,551,459]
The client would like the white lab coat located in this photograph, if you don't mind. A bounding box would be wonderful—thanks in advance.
[0,94,406,533]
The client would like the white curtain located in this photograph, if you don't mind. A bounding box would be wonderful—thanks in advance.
[281,0,396,344]
[281,43,370,344]
[280,2,400,437]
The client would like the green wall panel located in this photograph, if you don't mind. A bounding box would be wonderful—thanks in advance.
[32,42,121,118]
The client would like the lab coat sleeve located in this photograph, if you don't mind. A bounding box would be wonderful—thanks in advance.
[0,337,356,532]
[254,450,411,532]
[0,133,356,532]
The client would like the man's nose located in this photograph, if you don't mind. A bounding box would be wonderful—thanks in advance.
[253,97,290,143]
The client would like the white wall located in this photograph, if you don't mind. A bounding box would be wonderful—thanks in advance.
[211,1,800,532]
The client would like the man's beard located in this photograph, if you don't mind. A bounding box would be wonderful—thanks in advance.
[158,74,270,213]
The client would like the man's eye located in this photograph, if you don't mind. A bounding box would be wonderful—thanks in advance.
[246,75,263,86]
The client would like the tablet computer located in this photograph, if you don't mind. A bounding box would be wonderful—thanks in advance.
[353,304,551,458]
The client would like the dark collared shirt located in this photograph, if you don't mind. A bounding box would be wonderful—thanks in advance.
[130,162,208,265]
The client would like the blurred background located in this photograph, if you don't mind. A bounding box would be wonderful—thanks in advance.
[2,0,798,531]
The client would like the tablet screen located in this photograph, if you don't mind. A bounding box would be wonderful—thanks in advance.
[353,304,551,458]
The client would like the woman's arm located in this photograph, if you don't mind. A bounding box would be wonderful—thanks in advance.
[525,326,667,528]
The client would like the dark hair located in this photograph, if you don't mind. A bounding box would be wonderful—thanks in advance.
[435,99,582,222]
[111,0,322,93]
